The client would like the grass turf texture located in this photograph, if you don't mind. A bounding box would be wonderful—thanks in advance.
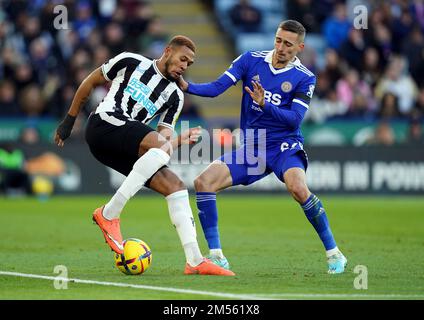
[0,195,423,300]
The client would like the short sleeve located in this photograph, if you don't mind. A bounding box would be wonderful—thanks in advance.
[292,75,316,110]
[101,52,141,81]
[224,52,250,83]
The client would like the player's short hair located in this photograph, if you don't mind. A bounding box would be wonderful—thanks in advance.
[168,35,196,53]
[278,20,306,42]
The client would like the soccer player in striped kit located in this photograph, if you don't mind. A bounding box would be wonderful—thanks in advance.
[55,35,234,276]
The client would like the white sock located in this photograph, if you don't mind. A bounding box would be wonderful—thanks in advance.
[209,248,224,259]
[103,148,170,220]
[183,242,204,267]
[103,191,127,220]
[166,190,203,266]
[326,247,340,258]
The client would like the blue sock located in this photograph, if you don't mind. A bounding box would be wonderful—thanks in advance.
[301,194,337,251]
[196,192,221,249]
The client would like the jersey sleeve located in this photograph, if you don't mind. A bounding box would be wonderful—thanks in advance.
[291,74,316,111]
[157,89,184,130]
[101,52,141,81]
[224,51,250,84]
[186,52,250,97]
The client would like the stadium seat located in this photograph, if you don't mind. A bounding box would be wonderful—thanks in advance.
[235,33,275,54]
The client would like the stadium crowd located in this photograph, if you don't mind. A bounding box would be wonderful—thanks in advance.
[0,0,423,145]
[222,0,424,127]
[0,0,171,122]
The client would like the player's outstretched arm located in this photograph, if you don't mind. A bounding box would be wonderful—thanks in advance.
[157,125,202,152]
[177,74,234,98]
[54,67,108,147]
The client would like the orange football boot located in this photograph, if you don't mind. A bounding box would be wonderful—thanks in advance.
[184,258,235,276]
[92,206,123,254]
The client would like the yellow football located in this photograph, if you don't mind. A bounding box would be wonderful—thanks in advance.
[114,238,152,275]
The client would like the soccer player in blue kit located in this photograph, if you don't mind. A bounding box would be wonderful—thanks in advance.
[178,20,347,274]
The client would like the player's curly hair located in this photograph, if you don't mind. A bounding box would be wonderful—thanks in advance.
[278,20,306,41]
[168,35,196,53]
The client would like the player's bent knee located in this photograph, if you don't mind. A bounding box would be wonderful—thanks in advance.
[194,174,216,192]
[287,183,309,204]
[138,132,174,157]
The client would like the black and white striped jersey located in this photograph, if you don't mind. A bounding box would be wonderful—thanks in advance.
[96,52,184,130]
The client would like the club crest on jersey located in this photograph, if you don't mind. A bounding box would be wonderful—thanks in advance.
[281,81,292,92]
[160,90,169,100]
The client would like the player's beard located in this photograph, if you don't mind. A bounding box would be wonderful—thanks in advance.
[163,59,177,82]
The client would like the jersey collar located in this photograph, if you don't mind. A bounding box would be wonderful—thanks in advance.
[153,59,167,80]
[265,50,301,75]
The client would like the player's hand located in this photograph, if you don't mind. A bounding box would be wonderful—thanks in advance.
[54,114,76,147]
[245,81,265,107]
[177,75,189,92]
[179,126,202,145]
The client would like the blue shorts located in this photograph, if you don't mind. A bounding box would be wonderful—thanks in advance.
[219,139,308,186]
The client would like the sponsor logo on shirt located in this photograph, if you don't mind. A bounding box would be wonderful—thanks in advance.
[124,78,158,116]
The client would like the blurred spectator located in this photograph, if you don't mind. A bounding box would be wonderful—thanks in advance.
[307,88,347,124]
[103,21,126,56]
[321,48,346,86]
[322,3,351,50]
[96,0,118,25]
[410,0,424,32]
[229,0,262,33]
[391,9,414,52]
[0,79,20,116]
[29,36,55,83]
[365,121,396,146]
[377,92,401,120]
[13,62,36,88]
[402,26,424,87]
[374,55,418,115]
[336,68,376,117]
[93,45,111,68]
[56,28,80,61]
[19,84,46,117]
[287,0,320,33]
[297,44,317,73]
[339,29,366,70]
[138,16,169,58]
[73,1,97,42]
[313,0,337,28]
[361,47,383,88]
[122,0,154,50]
[0,143,31,195]
[365,22,393,66]
[413,86,424,115]
[20,126,41,145]
[404,113,424,145]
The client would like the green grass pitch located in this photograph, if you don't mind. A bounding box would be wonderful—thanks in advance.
[0,195,423,300]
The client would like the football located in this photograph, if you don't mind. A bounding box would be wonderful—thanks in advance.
[114,238,152,275]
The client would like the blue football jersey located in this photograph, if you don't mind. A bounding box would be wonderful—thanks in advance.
[225,50,316,144]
